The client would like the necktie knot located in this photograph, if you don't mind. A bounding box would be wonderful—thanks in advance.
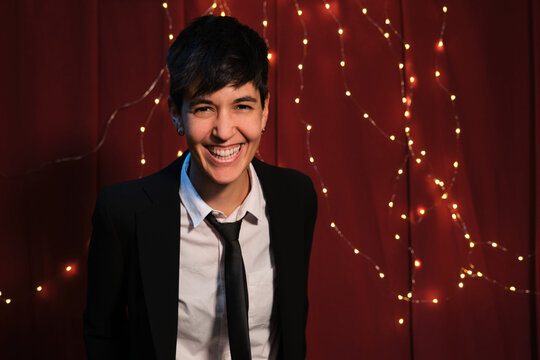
[205,214,242,245]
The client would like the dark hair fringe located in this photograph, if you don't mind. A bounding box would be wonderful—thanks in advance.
[167,16,269,108]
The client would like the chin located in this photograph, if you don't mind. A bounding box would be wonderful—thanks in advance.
[206,167,247,186]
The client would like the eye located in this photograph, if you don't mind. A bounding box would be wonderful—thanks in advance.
[192,106,213,114]
[235,104,253,110]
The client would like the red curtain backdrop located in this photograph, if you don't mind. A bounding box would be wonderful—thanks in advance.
[1,0,539,359]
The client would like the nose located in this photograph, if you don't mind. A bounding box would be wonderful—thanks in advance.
[212,109,236,141]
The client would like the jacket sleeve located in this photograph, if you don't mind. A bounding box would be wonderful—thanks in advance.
[83,188,129,360]
[303,175,318,267]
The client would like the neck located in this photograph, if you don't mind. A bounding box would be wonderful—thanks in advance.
[188,163,251,217]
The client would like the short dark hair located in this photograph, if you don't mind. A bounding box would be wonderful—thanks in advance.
[167,15,269,108]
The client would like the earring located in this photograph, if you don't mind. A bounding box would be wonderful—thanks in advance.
[261,128,266,134]
[177,128,184,136]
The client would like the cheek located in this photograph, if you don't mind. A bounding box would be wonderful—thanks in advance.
[239,118,265,141]
[184,121,209,143]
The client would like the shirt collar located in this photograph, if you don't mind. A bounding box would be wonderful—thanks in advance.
[180,153,266,227]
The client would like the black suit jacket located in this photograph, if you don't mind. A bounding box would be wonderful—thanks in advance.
[83,153,317,360]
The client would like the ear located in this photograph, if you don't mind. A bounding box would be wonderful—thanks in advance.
[168,96,184,136]
[261,93,270,131]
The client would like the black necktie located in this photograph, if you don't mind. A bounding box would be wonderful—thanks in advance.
[206,214,252,360]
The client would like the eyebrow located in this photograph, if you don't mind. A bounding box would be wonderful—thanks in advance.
[189,96,258,108]
[233,96,258,104]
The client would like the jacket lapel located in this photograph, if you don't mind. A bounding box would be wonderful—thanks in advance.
[253,159,310,359]
[137,155,186,360]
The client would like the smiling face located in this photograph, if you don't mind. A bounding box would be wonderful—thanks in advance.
[170,82,269,196]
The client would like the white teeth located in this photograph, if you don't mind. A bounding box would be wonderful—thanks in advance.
[209,145,241,160]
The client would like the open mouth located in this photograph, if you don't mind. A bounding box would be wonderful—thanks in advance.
[206,144,243,162]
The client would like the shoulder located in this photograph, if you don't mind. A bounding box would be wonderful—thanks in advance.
[251,158,317,207]
[252,158,314,189]
[95,156,184,213]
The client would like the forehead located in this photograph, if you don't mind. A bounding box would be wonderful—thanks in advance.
[185,82,260,103]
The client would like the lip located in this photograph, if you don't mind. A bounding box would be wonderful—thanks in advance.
[205,144,244,164]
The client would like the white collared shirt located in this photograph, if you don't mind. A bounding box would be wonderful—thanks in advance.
[176,153,277,360]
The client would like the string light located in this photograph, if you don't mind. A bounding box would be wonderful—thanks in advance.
[37,286,43,292]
